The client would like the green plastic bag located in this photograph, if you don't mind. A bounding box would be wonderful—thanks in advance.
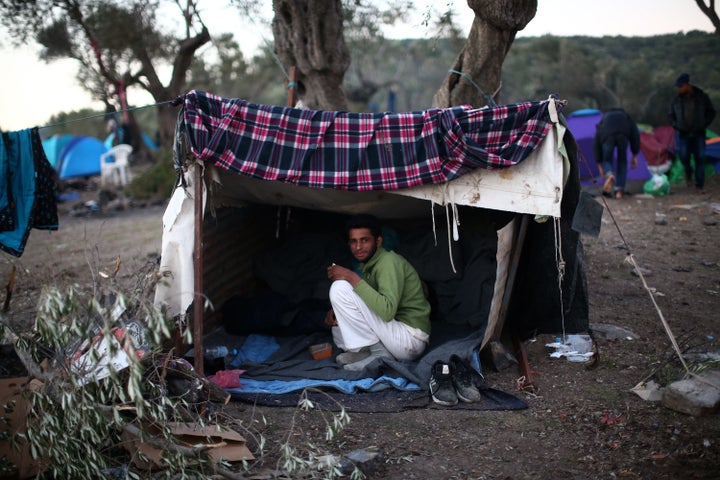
[643,174,670,196]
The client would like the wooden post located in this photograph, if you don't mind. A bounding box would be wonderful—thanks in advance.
[193,162,205,377]
[287,66,297,108]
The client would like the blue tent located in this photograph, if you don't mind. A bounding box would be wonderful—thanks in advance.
[56,136,107,179]
[41,134,74,168]
[104,131,158,151]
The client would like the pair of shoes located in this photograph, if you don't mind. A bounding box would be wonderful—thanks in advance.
[342,342,393,371]
[449,355,484,403]
[429,361,458,406]
[603,173,615,194]
[336,347,370,366]
[429,356,484,406]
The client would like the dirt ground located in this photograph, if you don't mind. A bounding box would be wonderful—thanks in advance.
[2,174,720,479]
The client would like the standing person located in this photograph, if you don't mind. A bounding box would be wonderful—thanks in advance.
[325,214,431,371]
[593,108,640,199]
[669,73,716,193]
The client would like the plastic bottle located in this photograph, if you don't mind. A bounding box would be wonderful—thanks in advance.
[204,346,229,359]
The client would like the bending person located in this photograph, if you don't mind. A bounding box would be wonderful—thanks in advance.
[325,214,431,371]
[593,108,640,199]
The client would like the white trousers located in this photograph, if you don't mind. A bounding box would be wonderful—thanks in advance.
[329,280,427,361]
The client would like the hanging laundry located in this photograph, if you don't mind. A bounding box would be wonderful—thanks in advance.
[172,90,560,192]
[0,128,58,257]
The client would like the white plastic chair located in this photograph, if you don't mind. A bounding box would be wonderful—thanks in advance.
[100,144,133,187]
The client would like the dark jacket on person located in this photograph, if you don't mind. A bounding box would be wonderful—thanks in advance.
[669,85,716,138]
[592,108,640,163]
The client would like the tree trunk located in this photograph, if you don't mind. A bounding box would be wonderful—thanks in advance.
[139,27,211,148]
[432,0,537,109]
[272,0,350,110]
[694,0,720,34]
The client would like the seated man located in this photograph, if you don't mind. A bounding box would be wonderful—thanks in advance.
[325,214,431,371]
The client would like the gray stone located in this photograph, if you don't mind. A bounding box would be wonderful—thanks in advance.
[337,447,383,476]
[661,370,720,416]
[590,323,639,341]
[483,340,518,371]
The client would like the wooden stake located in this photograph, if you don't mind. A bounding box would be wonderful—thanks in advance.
[3,265,16,312]
[287,66,298,108]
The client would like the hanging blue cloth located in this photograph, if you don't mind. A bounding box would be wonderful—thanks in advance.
[0,128,58,257]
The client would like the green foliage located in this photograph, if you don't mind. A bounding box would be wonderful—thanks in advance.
[2,278,358,478]
[503,32,720,130]
[17,283,201,478]
[124,147,177,200]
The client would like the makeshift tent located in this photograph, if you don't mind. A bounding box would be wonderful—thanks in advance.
[56,136,107,179]
[565,109,651,184]
[41,134,74,168]
[154,91,590,391]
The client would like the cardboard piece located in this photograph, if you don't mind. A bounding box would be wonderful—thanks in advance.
[0,377,40,480]
[123,422,254,469]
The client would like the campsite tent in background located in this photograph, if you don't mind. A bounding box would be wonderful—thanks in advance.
[565,109,651,184]
[154,91,589,390]
[707,136,720,171]
[56,136,107,180]
[41,134,74,168]
[104,131,159,151]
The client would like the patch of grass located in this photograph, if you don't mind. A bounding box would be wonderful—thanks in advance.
[125,148,177,200]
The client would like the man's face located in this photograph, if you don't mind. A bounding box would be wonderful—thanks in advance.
[348,227,382,263]
[677,83,692,96]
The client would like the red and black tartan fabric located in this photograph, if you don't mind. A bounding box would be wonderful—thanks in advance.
[175,90,560,191]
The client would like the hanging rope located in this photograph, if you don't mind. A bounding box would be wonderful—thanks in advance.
[447,69,497,107]
[597,195,704,382]
[553,216,567,340]
[38,99,176,130]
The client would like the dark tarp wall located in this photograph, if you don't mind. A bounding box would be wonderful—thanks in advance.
[506,128,590,339]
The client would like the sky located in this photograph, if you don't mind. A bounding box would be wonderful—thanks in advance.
[0,0,714,132]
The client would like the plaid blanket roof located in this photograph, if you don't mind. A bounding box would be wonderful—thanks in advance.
[175,90,559,191]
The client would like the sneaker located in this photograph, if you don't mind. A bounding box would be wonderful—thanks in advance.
[336,347,370,366]
[342,342,393,371]
[449,355,483,403]
[429,361,458,406]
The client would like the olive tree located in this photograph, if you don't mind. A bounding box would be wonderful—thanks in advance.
[432,0,537,108]
[0,0,211,148]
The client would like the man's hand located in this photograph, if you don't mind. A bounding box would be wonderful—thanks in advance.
[631,155,638,169]
[327,263,361,287]
[324,309,337,327]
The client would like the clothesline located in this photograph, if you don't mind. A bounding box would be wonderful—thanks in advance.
[38,99,177,131]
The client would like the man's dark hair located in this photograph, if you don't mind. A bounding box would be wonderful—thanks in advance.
[344,214,382,239]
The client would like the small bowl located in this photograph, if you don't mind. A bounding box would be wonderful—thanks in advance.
[309,342,333,360]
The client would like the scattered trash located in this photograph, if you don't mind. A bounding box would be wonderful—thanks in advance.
[654,212,667,225]
[546,334,594,363]
[598,412,623,425]
[70,320,149,386]
[590,323,639,341]
[643,174,670,196]
[631,379,663,402]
